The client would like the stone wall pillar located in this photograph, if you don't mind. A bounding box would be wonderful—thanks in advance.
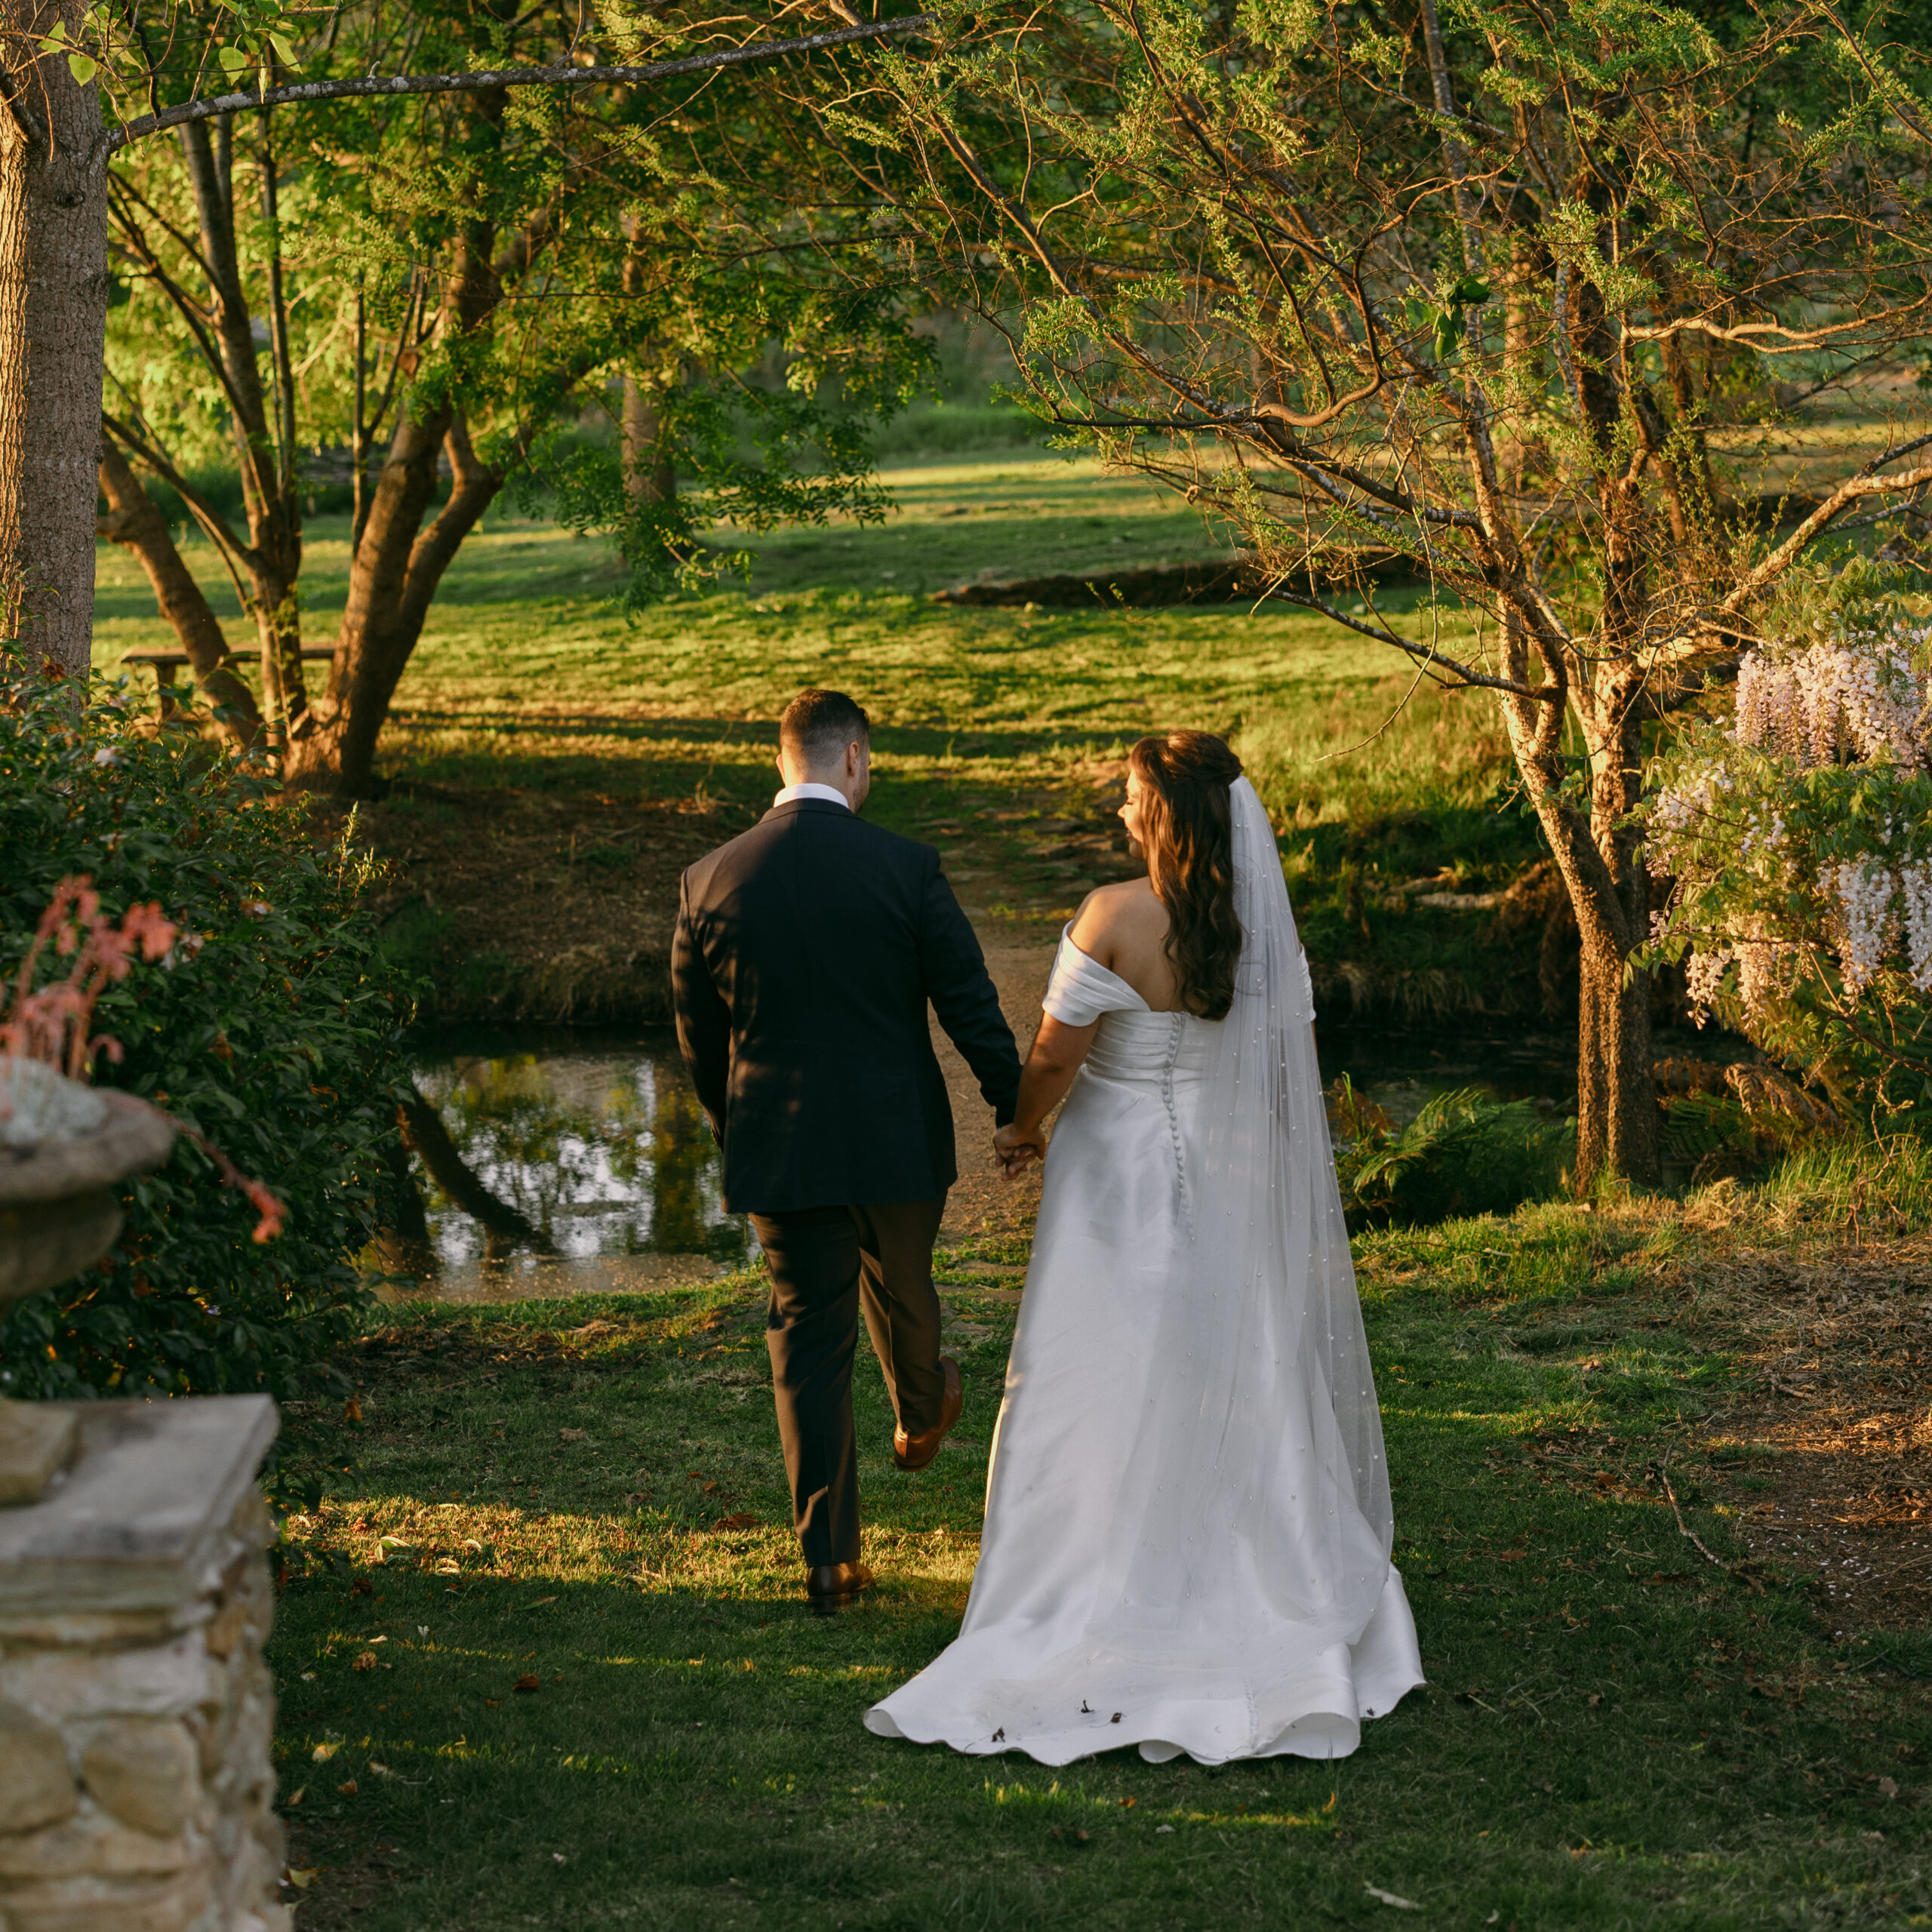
[0,1396,286,1932]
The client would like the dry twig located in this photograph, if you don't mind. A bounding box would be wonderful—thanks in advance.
[1655,1447,1764,1594]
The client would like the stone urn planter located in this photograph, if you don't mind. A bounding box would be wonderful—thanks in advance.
[0,1061,177,1504]
[0,1056,292,1930]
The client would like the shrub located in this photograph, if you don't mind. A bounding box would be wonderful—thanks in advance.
[1640,598,1932,1125]
[0,654,414,1401]
[1331,1078,1574,1227]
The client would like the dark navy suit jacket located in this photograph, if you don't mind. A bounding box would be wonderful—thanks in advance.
[671,798,1023,1214]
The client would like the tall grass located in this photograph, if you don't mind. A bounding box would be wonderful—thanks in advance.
[1752,1130,1932,1232]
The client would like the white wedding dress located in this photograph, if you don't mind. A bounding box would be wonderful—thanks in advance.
[866,777,1423,1765]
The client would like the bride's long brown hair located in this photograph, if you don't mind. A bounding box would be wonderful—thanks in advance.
[1129,731,1245,1020]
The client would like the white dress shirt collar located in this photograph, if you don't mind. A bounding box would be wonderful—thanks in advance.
[772,782,851,811]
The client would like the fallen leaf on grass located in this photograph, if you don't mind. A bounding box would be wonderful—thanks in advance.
[714,1513,760,1531]
[1494,1551,1528,1564]
[311,1742,339,1762]
[368,1761,392,1777]
[285,1786,306,1807]
[1645,1572,1694,1586]
[343,1397,363,1424]
[1364,1884,1422,1909]
[527,1595,558,1608]
[1155,1824,1175,1834]
[515,1674,542,1694]
[560,1429,588,1443]
[337,1779,358,1798]
[485,1699,500,1708]
[284,1869,320,1890]
[352,1651,380,1672]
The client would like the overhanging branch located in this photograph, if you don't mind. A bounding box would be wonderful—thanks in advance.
[1253,577,1555,700]
[105,14,935,150]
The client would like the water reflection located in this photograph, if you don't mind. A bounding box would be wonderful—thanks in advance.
[380,1020,1583,1304]
[384,1026,753,1303]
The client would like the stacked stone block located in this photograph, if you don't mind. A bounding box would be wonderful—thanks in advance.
[0,1398,287,1932]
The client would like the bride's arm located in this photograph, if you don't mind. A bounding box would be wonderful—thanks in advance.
[992,1016,1100,1175]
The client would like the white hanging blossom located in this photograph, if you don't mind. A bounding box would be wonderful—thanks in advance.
[1684,946,1734,1026]
[1651,607,1932,1047]
[1901,863,1932,993]
[1734,937,1797,1024]
[1832,861,1897,998]
[1732,621,1932,771]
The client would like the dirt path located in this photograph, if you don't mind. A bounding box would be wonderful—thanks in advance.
[933,936,1058,1244]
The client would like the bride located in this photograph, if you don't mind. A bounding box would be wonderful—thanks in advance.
[865,731,1423,1765]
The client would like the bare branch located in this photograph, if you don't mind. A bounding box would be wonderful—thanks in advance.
[1252,574,1556,701]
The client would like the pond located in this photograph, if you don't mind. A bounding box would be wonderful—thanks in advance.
[381,1020,1580,1303]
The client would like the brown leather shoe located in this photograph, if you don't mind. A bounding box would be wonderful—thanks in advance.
[805,1561,875,1607]
[894,1356,962,1472]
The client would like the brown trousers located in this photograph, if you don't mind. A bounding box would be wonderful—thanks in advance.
[748,1196,948,1567]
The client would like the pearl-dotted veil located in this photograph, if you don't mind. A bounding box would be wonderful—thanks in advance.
[1084,774,1393,1651]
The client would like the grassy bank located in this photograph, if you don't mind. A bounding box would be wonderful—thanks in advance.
[93,456,1548,1023]
[266,1168,1932,1930]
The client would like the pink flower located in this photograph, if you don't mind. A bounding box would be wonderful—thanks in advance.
[5,881,284,1249]
[242,1179,286,1243]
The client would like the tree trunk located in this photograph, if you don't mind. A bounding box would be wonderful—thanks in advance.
[1559,689,1661,1191]
[619,223,675,506]
[0,14,108,677]
[1571,885,1658,1190]
[284,198,558,797]
[283,411,504,795]
[175,118,305,740]
[1497,620,1660,1193]
[622,375,676,504]
[96,435,262,737]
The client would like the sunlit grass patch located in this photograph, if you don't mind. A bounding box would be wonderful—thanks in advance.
[266,1218,1932,1930]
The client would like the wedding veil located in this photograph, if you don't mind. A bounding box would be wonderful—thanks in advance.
[1089,774,1394,1650]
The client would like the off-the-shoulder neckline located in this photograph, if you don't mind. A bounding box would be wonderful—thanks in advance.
[1057,923,1155,1013]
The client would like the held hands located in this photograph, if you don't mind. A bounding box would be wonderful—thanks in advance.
[993,1121,1044,1179]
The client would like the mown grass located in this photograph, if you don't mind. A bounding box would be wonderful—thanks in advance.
[94,456,1545,994]
[268,1194,1932,1931]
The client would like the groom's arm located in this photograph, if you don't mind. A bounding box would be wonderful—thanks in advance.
[917,857,1023,1127]
[671,872,731,1139]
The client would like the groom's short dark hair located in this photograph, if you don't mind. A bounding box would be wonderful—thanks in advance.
[780,688,870,765]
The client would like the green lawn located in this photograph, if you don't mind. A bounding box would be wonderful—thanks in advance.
[268,1201,1932,1930]
[97,449,1932,1924]
[94,455,1544,999]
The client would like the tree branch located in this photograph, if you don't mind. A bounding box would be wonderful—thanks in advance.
[1251,574,1555,700]
[105,15,937,151]
[1720,435,1932,617]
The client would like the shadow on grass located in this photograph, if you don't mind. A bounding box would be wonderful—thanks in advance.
[267,1266,1932,1930]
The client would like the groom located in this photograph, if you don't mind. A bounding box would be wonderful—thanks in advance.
[672,689,1023,1607]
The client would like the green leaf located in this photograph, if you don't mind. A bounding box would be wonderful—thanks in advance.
[269,31,300,67]
[66,51,97,84]
[217,43,250,74]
